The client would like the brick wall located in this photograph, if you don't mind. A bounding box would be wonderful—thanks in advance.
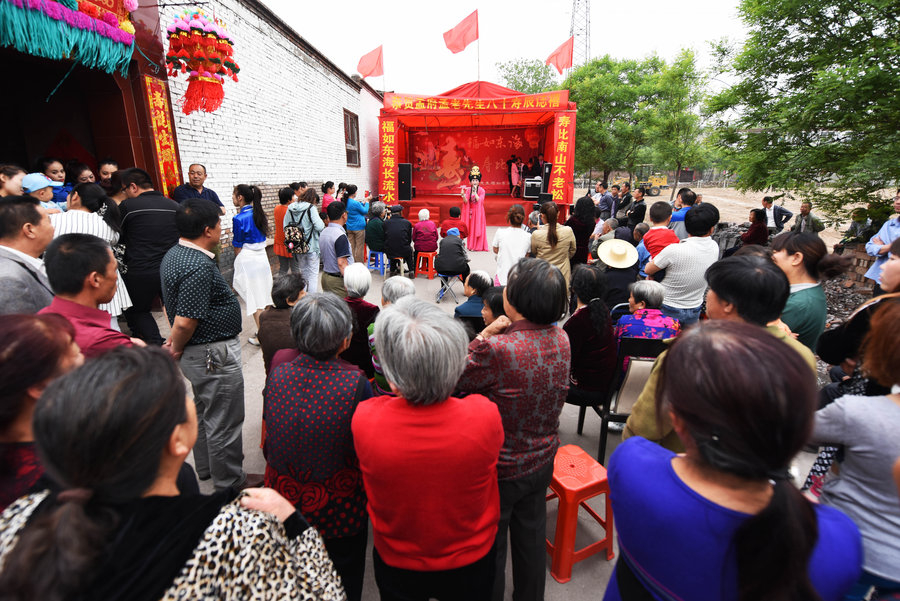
[160,0,382,271]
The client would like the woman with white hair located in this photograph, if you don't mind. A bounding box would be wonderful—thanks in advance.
[614,279,681,341]
[368,276,416,394]
[352,297,504,599]
[412,208,439,265]
[264,293,373,601]
[339,262,379,377]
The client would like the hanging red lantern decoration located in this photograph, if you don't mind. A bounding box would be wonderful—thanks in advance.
[165,10,240,115]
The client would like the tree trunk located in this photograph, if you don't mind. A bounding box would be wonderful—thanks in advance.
[602,169,611,184]
[669,163,682,202]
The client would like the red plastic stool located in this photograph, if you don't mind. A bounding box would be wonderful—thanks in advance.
[415,251,438,279]
[545,444,614,583]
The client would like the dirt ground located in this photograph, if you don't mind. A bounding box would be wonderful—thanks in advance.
[575,186,844,248]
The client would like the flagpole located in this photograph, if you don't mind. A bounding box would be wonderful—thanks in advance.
[477,37,480,81]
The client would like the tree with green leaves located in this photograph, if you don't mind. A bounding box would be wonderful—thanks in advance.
[708,0,900,222]
[650,50,709,201]
[564,55,665,183]
[495,58,557,95]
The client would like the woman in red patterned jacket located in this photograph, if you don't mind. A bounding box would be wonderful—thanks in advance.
[460,257,571,601]
[263,292,372,601]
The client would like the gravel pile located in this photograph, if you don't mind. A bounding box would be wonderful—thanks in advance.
[823,278,869,326]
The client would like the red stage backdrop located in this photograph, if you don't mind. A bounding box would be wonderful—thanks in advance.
[409,129,545,194]
[378,81,576,226]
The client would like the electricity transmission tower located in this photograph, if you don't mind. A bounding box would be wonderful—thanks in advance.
[569,0,590,67]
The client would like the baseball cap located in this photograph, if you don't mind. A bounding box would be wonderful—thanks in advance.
[22,173,62,193]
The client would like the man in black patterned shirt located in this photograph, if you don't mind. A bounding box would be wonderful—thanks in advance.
[161,199,249,490]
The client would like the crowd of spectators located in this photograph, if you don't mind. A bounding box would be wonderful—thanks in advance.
[1,165,899,600]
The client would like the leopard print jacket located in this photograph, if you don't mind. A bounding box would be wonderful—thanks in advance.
[0,491,347,600]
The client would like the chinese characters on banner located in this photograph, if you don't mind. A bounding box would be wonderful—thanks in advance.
[548,112,576,204]
[83,0,129,19]
[383,90,569,113]
[143,76,181,197]
[379,118,398,204]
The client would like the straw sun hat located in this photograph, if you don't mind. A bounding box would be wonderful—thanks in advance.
[597,239,638,269]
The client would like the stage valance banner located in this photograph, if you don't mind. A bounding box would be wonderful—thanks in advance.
[548,112,576,204]
[384,90,569,113]
[410,128,545,195]
[378,117,399,204]
[143,75,181,197]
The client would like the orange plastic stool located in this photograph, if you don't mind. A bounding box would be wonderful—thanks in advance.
[545,444,614,583]
[415,251,438,279]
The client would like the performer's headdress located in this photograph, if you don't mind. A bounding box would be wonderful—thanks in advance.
[468,166,482,182]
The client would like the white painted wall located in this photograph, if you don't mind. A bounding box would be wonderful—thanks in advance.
[161,0,381,218]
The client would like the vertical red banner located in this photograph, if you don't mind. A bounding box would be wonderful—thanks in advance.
[379,117,398,205]
[143,75,181,197]
[548,111,576,207]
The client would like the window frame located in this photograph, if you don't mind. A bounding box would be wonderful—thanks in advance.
[343,109,360,167]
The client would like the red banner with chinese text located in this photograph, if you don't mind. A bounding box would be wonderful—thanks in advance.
[379,117,399,204]
[409,128,546,195]
[143,75,181,197]
[383,90,569,113]
[548,112,576,205]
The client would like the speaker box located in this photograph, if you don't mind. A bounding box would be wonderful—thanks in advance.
[523,179,542,199]
[538,192,554,204]
[541,163,552,193]
[398,163,412,201]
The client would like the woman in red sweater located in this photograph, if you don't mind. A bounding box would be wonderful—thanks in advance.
[352,297,504,600]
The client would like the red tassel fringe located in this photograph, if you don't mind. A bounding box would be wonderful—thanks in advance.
[182,79,224,115]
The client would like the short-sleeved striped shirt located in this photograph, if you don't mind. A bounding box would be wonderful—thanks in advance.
[50,210,132,316]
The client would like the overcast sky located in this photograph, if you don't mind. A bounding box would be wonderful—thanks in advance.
[260,0,748,95]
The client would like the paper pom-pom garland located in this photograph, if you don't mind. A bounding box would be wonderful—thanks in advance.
[165,10,239,115]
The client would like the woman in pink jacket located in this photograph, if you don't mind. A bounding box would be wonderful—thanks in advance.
[461,166,489,251]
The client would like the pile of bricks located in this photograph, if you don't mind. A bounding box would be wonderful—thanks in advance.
[841,243,876,290]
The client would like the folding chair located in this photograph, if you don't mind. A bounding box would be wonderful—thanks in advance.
[609,302,631,323]
[597,337,668,464]
[435,274,463,303]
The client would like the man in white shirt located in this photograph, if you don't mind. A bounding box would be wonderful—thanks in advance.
[645,203,720,326]
[0,196,55,314]
[762,196,793,234]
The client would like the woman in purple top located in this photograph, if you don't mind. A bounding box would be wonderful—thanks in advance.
[615,279,681,340]
[412,208,439,263]
[604,321,862,601]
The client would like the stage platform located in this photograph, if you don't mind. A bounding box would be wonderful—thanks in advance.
[399,194,568,227]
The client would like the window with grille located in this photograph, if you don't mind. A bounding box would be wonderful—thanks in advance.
[344,109,360,167]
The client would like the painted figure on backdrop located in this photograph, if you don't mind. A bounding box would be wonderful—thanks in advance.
[461,166,488,251]
[435,136,465,190]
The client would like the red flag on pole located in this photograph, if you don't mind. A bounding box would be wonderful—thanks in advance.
[443,10,479,54]
[546,36,574,74]
[357,45,384,78]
